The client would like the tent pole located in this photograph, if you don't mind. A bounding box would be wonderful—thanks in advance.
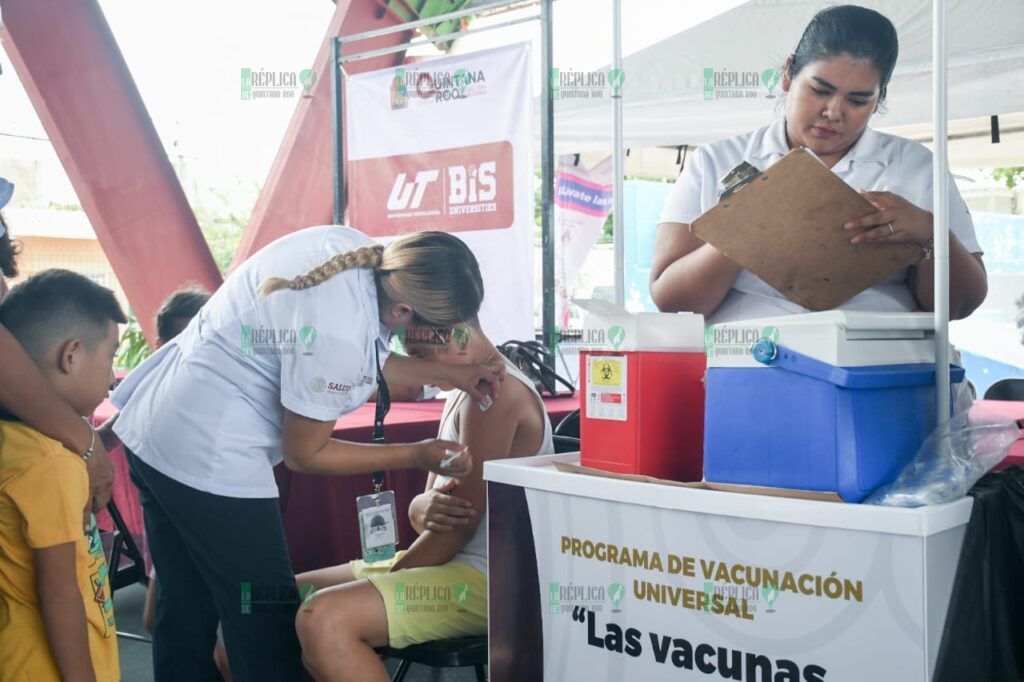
[541,0,556,366]
[933,0,951,426]
[612,0,625,307]
[332,37,345,225]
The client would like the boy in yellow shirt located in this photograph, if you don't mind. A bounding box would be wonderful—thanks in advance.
[0,269,126,681]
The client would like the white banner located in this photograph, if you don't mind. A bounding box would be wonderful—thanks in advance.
[525,488,959,681]
[345,43,534,344]
[554,155,612,332]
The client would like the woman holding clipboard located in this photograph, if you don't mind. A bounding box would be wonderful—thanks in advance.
[650,5,987,324]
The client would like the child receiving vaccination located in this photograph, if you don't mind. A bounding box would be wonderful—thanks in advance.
[295,319,555,682]
[0,269,125,681]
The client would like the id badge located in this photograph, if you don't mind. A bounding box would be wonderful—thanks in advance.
[356,490,398,563]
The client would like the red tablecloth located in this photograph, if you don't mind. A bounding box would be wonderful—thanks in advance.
[93,395,580,574]
[100,396,1017,575]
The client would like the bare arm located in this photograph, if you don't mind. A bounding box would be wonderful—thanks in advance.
[280,408,470,477]
[0,324,113,517]
[649,222,742,316]
[35,543,97,682]
[382,353,504,405]
[392,393,519,571]
[908,240,987,320]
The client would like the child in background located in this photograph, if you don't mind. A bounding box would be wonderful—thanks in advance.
[0,269,126,681]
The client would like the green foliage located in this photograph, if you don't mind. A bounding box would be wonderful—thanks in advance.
[992,166,1024,190]
[193,184,257,275]
[115,311,151,370]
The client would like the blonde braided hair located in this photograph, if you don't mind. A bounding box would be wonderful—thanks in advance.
[258,244,385,297]
[257,231,484,327]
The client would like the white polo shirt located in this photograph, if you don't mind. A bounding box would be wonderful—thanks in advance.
[660,117,983,325]
[111,226,391,498]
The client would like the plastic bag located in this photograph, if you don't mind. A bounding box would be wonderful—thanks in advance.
[864,404,1020,507]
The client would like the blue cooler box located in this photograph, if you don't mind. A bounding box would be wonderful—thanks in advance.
[703,312,964,502]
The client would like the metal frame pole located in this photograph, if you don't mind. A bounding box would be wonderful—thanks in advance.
[541,0,556,366]
[612,0,625,307]
[933,0,951,425]
[331,37,345,225]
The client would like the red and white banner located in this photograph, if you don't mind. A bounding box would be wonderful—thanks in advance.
[555,155,613,331]
[346,43,534,344]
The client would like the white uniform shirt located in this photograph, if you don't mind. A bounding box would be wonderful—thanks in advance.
[112,226,391,498]
[660,117,983,325]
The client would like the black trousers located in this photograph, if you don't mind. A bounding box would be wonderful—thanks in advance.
[127,450,304,681]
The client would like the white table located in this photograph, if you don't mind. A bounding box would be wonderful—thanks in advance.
[484,453,972,682]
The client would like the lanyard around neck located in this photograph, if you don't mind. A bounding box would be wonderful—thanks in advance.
[372,345,390,493]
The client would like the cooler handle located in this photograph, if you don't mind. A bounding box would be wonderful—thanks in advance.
[751,339,965,389]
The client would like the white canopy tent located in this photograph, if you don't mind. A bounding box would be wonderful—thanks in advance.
[548,0,1024,157]
[545,0,1019,426]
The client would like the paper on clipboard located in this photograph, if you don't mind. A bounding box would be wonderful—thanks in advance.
[690,148,924,311]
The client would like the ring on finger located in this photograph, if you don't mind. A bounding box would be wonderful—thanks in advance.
[887,222,895,237]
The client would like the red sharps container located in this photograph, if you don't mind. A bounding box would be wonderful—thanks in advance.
[576,300,706,481]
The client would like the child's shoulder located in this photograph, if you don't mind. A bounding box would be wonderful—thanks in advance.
[0,420,82,475]
[455,366,538,427]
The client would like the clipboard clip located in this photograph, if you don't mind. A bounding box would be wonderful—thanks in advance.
[719,161,762,200]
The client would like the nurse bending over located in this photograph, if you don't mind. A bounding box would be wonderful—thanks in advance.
[111,226,504,681]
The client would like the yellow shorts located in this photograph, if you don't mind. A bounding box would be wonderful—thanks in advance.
[349,551,487,650]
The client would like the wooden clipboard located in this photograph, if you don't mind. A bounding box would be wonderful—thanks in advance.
[690,148,924,311]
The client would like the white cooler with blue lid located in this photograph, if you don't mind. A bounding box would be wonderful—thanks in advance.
[703,311,965,502]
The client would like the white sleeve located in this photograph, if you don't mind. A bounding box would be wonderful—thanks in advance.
[947,174,983,255]
[276,281,379,422]
[280,332,370,422]
[906,150,983,255]
[659,147,708,225]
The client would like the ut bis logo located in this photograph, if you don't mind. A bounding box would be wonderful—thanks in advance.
[386,162,497,212]
[349,141,514,234]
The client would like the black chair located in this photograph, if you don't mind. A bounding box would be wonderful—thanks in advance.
[105,498,148,595]
[102,498,152,644]
[984,378,1024,401]
[379,635,487,681]
[553,434,580,454]
[554,409,580,439]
